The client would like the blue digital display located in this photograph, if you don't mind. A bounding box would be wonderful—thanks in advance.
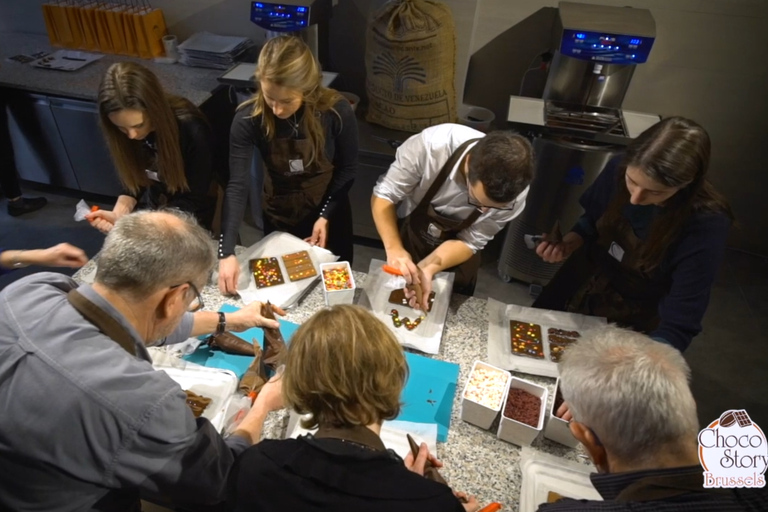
[251,1,310,31]
[561,29,654,64]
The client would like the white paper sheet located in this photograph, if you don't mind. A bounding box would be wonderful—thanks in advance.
[286,412,438,460]
[358,258,454,354]
[229,232,339,308]
[487,298,606,378]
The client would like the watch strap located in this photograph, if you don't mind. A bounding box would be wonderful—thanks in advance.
[216,312,226,335]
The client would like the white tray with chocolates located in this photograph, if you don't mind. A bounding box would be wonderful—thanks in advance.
[358,258,454,355]
[486,299,607,378]
[230,231,339,308]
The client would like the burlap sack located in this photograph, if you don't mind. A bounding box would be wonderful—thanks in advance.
[365,0,457,132]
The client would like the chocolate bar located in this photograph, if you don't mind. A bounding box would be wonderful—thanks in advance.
[510,321,544,359]
[282,250,317,282]
[251,257,285,288]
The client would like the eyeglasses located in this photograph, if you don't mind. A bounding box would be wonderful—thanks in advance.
[171,281,205,312]
[466,174,517,211]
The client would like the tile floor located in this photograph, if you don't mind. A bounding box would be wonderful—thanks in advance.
[2,187,766,431]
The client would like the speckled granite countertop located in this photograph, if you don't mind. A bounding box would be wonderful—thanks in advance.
[74,256,592,509]
[0,32,224,105]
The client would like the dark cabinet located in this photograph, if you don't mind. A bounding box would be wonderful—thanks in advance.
[350,152,392,240]
[5,90,123,197]
[49,97,123,197]
[6,92,80,190]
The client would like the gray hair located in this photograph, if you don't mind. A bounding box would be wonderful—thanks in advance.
[95,209,215,297]
[559,325,699,465]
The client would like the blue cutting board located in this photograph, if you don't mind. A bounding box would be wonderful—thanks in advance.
[185,305,459,441]
[183,304,299,378]
[399,352,459,442]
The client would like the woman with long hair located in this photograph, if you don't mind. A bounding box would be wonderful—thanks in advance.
[534,117,733,353]
[217,36,358,294]
[229,305,477,512]
[87,62,215,232]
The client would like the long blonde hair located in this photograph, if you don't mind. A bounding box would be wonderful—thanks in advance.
[242,35,342,167]
[98,62,203,195]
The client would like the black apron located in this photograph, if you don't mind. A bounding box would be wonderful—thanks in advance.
[66,289,142,512]
[262,133,354,263]
[534,208,669,334]
[400,139,483,296]
[614,467,734,503]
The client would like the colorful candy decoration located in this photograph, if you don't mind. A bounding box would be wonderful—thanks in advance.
[390,309,425,331]
[322,267,353,291]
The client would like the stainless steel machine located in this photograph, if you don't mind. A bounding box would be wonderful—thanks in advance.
[250,0,332,66]
[499,1,660,286]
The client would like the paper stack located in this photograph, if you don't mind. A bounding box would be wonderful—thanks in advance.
[178,32,254,69]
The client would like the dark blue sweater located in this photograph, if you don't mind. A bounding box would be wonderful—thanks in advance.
[571,164,730,352]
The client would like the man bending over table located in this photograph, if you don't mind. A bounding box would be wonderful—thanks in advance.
[0,210,283,511]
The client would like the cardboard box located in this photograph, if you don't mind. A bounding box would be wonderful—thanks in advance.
[497,377,547,446]
[543,377,579,448]
[320,261,355,306]
[460,360,511,430]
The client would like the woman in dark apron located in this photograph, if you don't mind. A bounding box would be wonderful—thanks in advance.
[87,62,216,232]
[534,117,733,354]
[218,36,358,295]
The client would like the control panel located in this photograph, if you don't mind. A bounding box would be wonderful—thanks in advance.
[560,29,654,64]
[250,2,313,31]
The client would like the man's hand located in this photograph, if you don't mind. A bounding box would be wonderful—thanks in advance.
[227,301,284,331]
[404,441,443,476]
[404,266,433,312]
[386,248,420,287]
[218,255,241,295]
[556,401,573,422]
[536,231,584,263]
[85,209,119,234]
[305,217,328,248]
[455,493,480,512]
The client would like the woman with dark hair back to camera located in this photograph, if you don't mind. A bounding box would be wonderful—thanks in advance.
[217,35,358,295]
[534,117,733,364]
[229,305,478,512]
[86,62,215,232]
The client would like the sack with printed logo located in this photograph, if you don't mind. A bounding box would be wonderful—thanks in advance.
[365,0,457,132]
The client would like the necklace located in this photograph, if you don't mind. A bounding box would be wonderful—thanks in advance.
[287,113,300,137]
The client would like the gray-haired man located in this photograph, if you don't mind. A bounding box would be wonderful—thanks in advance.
[540,326,767,511]
[0,210,282,511]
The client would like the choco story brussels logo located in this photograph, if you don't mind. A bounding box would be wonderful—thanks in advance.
[698,410,767,488]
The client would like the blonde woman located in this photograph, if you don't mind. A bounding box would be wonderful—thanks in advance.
[218,36,358,294]
[87,62,215,232]
[229,305,477,512]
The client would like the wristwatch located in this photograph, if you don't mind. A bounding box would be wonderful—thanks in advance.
[216,312,227,335]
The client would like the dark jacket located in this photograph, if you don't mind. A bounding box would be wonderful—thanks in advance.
[228,436,464,512]
[538,465,768,512]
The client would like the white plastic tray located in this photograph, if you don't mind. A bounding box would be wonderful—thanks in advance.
[231,231,338,307]
[156,365,238,433]
[487,299,606,378]
[519,447,602,511]
[358,258,454,354]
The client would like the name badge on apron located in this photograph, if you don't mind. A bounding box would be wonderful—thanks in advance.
[288,159,305,174]
[145,170,160,182]
[608,242,625,262]
[427,223,443,239]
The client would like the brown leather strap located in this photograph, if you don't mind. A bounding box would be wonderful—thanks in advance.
[67,289,137,357]
[413,138,481,217]
[315,425,387,452]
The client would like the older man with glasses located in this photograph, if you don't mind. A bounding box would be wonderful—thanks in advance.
[0,210,284,512]
[544,325,768,511]
[372,123,534,306]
